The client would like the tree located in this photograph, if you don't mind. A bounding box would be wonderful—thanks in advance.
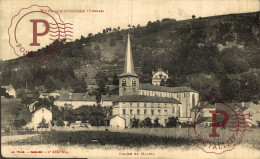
[141,117,152,128]
[37,119,49,128]
[192,15,196,19]
[112,74,119,86]
[166,116,178,127]
[44,75,61,92]
[13,119,26,128]
[56,118,65,126]
[153,117,161,128]
[160,79,165,86]
[131,118,139,128]
[8,102,23,123]
[110,39,116,47]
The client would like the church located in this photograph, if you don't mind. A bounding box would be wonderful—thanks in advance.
[109,33,199,127]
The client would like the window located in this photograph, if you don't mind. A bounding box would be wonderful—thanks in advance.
[158,110,161,115]
[144,110,147,114]
[173,107,175,113]
[165,104,167,107]
[123,109,126,115]
[130,119,133,124]
[42,109,44,113]
[158,103,160,107]
[164,110,168,115]
[122,79,126,86]
[137,103,139,107]
[130,109,133,115]
[144,103,147,107]
[151,110,154,115]
[132,80,136,86]
[130,103,132,107]
[165,119,167,125]
[192,94,195,107]
[137,109,140,115]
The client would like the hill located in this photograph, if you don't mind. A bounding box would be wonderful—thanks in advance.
[0,12,259,102]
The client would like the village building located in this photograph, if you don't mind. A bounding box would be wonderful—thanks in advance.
[100,95,119,107]
[104,115,125,129]
[107,33,199,128]
[54,93,97,109]
[1,85,16,98]
[31,106,52,130]
[152,68,169,86]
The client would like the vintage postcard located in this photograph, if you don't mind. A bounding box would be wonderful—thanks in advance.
[0,0,259,158]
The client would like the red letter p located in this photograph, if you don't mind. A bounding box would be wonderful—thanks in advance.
[30,19,50,46]
[209,110,229,137]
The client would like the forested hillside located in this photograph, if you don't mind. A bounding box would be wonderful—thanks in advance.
[0,12,259,102]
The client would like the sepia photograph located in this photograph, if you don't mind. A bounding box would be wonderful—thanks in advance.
[0,0,259,158]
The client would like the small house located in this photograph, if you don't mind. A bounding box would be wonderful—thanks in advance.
[104,115,125,129]
[31,106,52,130]
[1,85,16,98]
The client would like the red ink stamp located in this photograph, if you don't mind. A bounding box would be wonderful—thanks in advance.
[8,5,73,63]
[188,96,252,154]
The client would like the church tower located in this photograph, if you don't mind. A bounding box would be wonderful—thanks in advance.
[118,33,139,96]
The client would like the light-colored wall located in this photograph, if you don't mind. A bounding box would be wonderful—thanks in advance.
[54,101,97,109]
[7,88,16,98]
[110,116,125,129]
[138,90,199,118]
[152,71,169,86]
[101,101,113,107]
[32,108,52,130]
[112,102,180,127]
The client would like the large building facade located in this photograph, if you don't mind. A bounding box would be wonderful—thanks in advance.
[111,33,199,127]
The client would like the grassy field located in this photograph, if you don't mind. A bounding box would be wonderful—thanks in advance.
[4,128,260,150]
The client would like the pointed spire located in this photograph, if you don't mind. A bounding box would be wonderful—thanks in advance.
[123,33,135,74]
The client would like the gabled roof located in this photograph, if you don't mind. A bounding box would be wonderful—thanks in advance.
[104,115,125,120]
[101,95,119,101]
[139,83,198,93]
[59,93,96,101]
[32,105,51,113]
[1,85,14,90]
[115,95,181,104]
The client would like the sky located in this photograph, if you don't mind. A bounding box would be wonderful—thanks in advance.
[0,0,259,61]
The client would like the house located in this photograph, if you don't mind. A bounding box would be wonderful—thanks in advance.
[1,85,16,98]
[54,92,97,109]
[49,90,61,99]
[31,106,52,130]
[100,95,119,107]
[39,93,49,99]
[152,68,169,86]
[106,33,199,128]
[104,115,125,129]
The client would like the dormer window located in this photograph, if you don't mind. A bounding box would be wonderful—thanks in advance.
[122,79,126,86]
[132,80,136,86]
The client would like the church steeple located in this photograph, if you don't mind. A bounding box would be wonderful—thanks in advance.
[124,33,135,74]
[118,33,139,96]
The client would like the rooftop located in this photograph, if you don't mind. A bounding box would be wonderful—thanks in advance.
[115,95,181,104]
[101,95,119,101]
[139,83,198,93]
[59,93,96,101]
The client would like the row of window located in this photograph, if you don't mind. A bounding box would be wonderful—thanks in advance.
[124,103,170,108]
[122,79,136,86]
[123,108,175,115]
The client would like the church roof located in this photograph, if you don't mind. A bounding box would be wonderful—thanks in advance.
[115,95,181,104]
[59,93,96,101]
[118,33,138,77]
[139,83,198,93]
